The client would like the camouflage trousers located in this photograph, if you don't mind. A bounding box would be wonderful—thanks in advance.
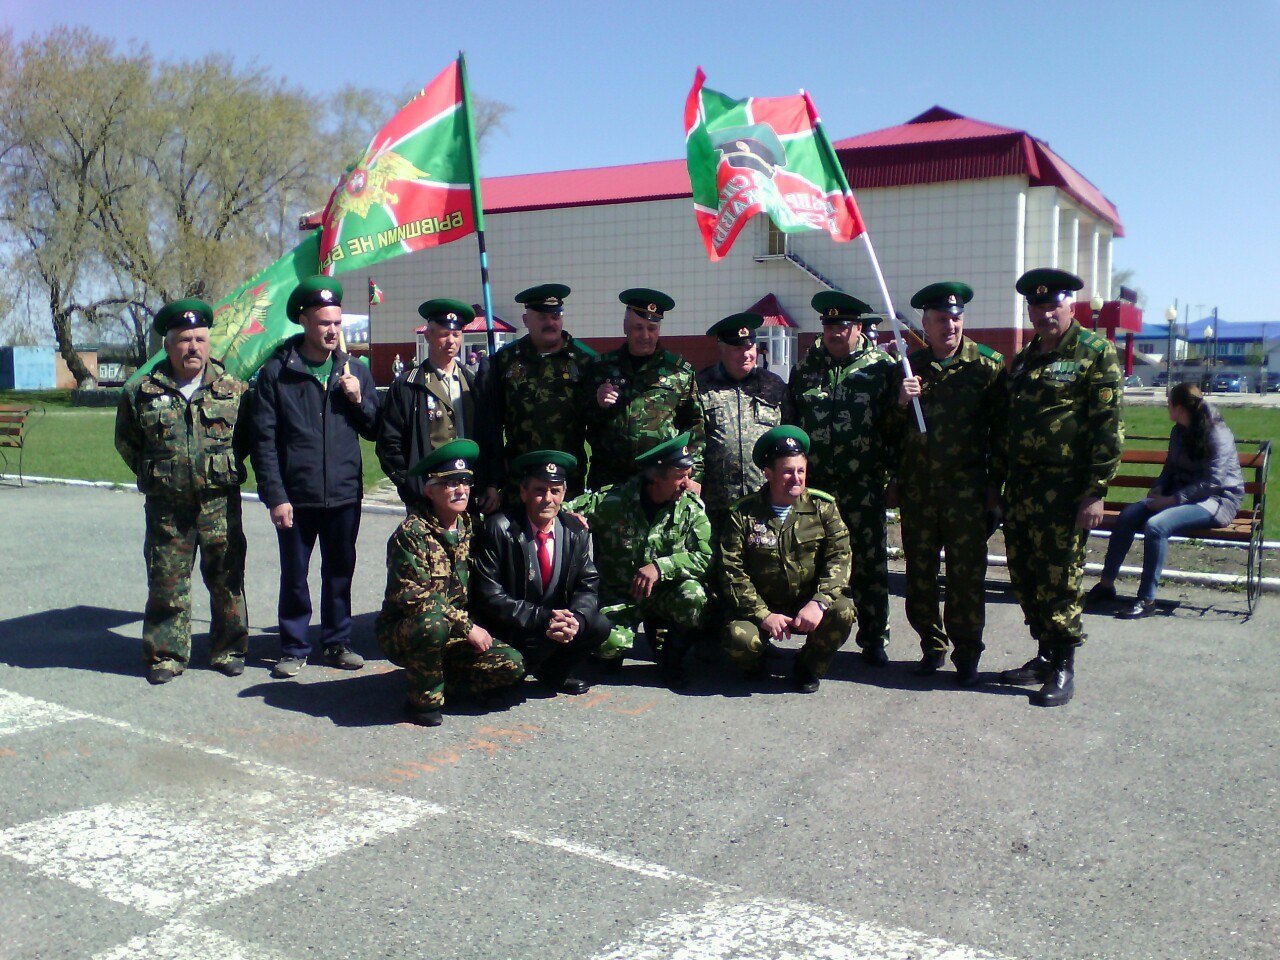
[1003,474,1088,651]
[835,486,890,650]
[142,493,248,670]
[723,594,856,676]
[899,483,989,658]
[596,578,709,661]
[376,610,526,710]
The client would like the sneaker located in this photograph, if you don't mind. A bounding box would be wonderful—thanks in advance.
[271,656,305,679]
[147,665,178,685]
[211,658,245,677]
[322,645,365,670]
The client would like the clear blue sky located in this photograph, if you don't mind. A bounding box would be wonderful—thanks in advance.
[8,0,1278,325]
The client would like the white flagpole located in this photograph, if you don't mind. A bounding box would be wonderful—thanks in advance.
[860,232,925,433]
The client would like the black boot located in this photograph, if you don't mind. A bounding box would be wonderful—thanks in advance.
[913,650,946,676]
[658,628,693,690]
[998,641,1052,686]
[952,651,982,687]
[1030,647,1075,707]
[792,658,820,693]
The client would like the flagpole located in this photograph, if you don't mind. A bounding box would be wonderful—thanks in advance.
[458,51,496,355]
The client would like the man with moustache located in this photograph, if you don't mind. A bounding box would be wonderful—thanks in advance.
[889,282,1006,685]
[377,298,494,511]
[996,268,1123,707]
[471,450,608,696]
[115,299,251,684]
[719,427,855,692]
[479,283,596,500]
[582,288,704,491]
[787,291,898,668]
[251,276,380,679]
[375,440,526,727]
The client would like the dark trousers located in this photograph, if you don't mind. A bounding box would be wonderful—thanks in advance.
[498,611,609,684]
[275,503,361,658]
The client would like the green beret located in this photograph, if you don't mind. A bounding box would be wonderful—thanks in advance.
[418,298,475,330]
[811,291,872,324]
[753,425,810,468]
[1016,268,1083,305]
[619,288,675,320]
[511,449,578,483]
[287,276,343,321]
[515,283,570,314]
[706,312,763,345]
[153,298,213,336]
[635,432,694,470]
[911,281,973,315]
[408,438,480,481]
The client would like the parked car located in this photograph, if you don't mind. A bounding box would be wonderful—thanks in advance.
[1123,374,1144,388]
[1210,372,1251,393]
[1152,371,1171,387]
[1256,372,1280,393]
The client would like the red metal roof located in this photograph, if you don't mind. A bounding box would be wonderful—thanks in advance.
[747,293,798,328]
[482,159,691,215]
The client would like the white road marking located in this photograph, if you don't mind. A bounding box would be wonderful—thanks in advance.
[0,689,89,736]
[589,895,1010,960]
[505,829,708,884]
[91,919,289,960]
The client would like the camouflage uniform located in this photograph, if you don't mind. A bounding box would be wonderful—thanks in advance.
[482,332,597,493]
[114,358,249,671]
[567,476,712,660]
[788,339,898,650]
[374,509,525,711]
[888,338,1006,661]
[1003,320,1123,652]
[582,348,705,490]
[720,488,856,676]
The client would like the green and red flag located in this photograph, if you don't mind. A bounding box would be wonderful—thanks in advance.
[318,58,478,274]
[368,278,384,306]
[684,68,865,261]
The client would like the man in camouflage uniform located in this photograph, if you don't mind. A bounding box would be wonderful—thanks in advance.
[375,440,526,727]
[889,282,1006,685]
[567,433,712,688]
[114,299,250,684]
[788,291,898,666]
[997,268,1123,707]
[582,288,704,491]
[720,427,855,693]
[479,283,596,500]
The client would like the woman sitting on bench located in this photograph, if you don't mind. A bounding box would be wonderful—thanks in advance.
[1087,382,1245,619]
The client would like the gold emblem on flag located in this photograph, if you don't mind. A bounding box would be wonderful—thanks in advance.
[328,149,430,222]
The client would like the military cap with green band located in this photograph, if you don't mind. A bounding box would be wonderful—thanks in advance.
[153,298,213,336]
[635,431,694,470]
[811,290,872,324]
[408,438,479,481]
[511,449,578,483]
[418,298,475,330]
[515,283,570,314]
[752,425,810,468]
[1016,268,1084,306]
[911,281,973,316]
[706,312,763,345]
[287,276,343,321]
[619,287,675,321]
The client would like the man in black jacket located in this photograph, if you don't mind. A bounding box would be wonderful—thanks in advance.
[471,450,607,694]
[251,276,381,678]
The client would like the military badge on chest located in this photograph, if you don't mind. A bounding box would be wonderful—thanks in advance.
[747,520,778,550]
[425,394,444,420]
[1043,360,1081,384]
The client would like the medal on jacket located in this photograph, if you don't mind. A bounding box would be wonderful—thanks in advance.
[748,520,777,549]
[426,394,440,419]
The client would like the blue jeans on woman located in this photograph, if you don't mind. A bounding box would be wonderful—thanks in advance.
[1101,501,1215,602]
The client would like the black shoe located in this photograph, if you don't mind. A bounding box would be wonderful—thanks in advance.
[913,651,946,676]
[211,659,244,677]
[953,654,981,687]
[998,644,1052,686]
[557,677,590,695]
[860,645,889,668]
[147,666,177,685]
[406,703,444,726]
[658,628,693,690]
[1116,599,1156,620]
[1084,582,1118,607]
[323,645,365,670]
[1030,648,1075,707]
[792,662,820,693]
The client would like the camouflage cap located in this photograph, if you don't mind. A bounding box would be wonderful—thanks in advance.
[706,312,763,345]
[515,283,570,314]
[811,291,872,325]
[418,298,475,330]
[635,432,694,470]
[619,288,675,321]
[511,449,578,483]
[1016,268,1083,306]
[287,276,344,321]
[409,438,480,481]
[153,298,213,336]
[753,425,810,468]
[911,281,974,316]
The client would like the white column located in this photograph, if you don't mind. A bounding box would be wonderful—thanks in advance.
[1064,209,1079,275]
[1015,190,1027,336]
[1090,224,1101,298]
[1049,202,1060,267]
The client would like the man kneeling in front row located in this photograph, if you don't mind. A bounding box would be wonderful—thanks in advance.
[720,427,856,692]
[375,440,525,726]
[471,450,608,695]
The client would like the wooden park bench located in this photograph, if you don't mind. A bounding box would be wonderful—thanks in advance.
[0,404,38,487]
[1100,436,1271,615]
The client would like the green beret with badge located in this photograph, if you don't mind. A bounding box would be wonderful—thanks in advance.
[1016,268,1084,306]
[635,431,694,470]
[511,448,577,483]
[811,290,872,324]
[619,287,675,321]
[911,281,973,316]
[706,312,762,345]
[752,425,810,468]
[153,298,213,336]
[287,276,343,321]
[408,438,479,481]
[515,283,570,314]
[418,298,475,330]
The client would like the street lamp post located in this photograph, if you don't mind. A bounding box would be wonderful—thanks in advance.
[1204,322,1215,392]
[1164,304,1178,396]
[1090,294,1105,332]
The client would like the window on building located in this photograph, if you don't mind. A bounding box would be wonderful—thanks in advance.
[765,221,789,257]
[756,326,797,379]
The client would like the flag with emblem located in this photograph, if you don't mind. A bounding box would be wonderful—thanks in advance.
[684,68,865,261]
[368,279,384,306]
[318,58,480,275]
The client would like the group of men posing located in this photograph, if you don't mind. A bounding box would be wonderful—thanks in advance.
[115,265,1123,725]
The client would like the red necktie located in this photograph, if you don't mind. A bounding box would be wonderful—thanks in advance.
[535,530,553,589]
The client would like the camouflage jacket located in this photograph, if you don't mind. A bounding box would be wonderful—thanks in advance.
[695,363,790,517]
[482,332,597,488]
[581,347,705,488]
[1004,320,1124,499]
[377,508,474,640]
[114,358,249,499]
[567,476,712,602]
[787,339,898,493]
[719,488,851,624]
[887,337,1006,491]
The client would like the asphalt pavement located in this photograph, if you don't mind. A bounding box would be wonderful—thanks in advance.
[0,484,1275,960]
